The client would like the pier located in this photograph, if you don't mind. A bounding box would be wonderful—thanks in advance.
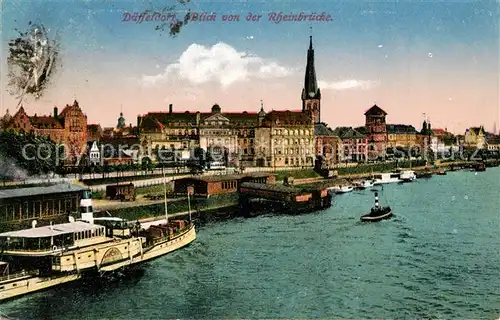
[238,182,332,217]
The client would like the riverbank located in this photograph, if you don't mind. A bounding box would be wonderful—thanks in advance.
[99,159,499,220]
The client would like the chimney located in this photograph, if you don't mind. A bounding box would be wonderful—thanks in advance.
[196,111,200,126]
[54,107,58,118]
[169,104,173,114]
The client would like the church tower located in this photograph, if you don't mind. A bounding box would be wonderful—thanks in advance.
[301,35,321,123]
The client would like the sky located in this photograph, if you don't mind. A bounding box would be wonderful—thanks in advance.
[1,0,499,134]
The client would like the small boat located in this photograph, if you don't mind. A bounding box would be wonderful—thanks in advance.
[415,170,433,179]
[334,185,354,194]
[354,180,374,189]
[360,192,393,222]
[399,170,416,183]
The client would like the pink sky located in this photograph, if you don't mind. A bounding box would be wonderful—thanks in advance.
[1,42,498,135]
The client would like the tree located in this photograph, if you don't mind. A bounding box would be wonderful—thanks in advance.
[0,131,62,178]
[141,157,153,173]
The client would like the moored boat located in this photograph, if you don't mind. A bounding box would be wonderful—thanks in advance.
[334,185,354,194]
[0,186,196,302]
[373,172,401,185]
[360,192,393,222]
[399,170,416,183]
[353,180,375,189]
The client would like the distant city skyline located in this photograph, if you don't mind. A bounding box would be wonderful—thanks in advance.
[1,0,499,134]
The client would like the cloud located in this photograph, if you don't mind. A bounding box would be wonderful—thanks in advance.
[319,79,379,91]
[142,42,292,88]
[164,87,202,102]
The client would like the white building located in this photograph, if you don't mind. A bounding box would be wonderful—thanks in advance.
[88,141,100,165]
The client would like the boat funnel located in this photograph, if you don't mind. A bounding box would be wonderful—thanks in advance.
[80,189,94,224]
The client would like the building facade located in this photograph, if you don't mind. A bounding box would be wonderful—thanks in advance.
[0,184,86,232]
[386,125,419,149]
[314,123,341,167]
[2,100,88,161]
[255,110,315,167]
[332,127,368,162]
[137,37,324,168]
[364,105,388,159]
[486,135,500,151]
[464,126,486,149]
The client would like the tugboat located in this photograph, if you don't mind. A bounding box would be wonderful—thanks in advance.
[360,192,393,222]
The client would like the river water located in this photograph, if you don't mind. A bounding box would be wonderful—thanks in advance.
[1,167,499,319]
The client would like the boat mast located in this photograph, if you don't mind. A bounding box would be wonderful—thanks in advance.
[163,169,168,224]
[187,187,192,224]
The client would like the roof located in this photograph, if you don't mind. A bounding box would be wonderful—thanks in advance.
[314,123,337,136]
[176,173,275,183]
[29,116,63,129]
[0,221,103,238]
[355,126,369,135]
[364,104,387,116]
[386,124,418,134]
[431,128,447,135]
[341,127,366,139]
[240,182,304,194]
[139,104,260,129]
[331,126,366,139]
[87,124,102,132]
[331,126,350,137]
[0,184,87,200]
[263,110,312,126]
[466,127,485,135]
[93,217,127,222]
[486,136,500,144]
[58,100,84,119]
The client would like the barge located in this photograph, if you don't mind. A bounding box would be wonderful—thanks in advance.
[238,182,332,217]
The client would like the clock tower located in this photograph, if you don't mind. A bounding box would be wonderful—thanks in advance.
[301,36,321,123]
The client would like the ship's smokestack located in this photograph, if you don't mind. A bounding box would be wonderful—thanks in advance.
[80,189,94,224]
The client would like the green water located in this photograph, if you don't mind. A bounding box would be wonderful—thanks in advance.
[1,168,499,319]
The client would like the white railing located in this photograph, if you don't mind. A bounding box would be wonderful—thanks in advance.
[0,269,38,282]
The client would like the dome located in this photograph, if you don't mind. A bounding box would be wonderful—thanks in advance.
[117,112,126,129]
[211,104,221,113]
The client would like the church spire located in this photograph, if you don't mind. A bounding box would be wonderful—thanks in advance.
[303,35,319,99]
[301,34,321,123]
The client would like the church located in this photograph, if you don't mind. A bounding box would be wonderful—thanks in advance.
[137,36,326,168]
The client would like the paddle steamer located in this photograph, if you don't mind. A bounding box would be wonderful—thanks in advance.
[0,188,196,301]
